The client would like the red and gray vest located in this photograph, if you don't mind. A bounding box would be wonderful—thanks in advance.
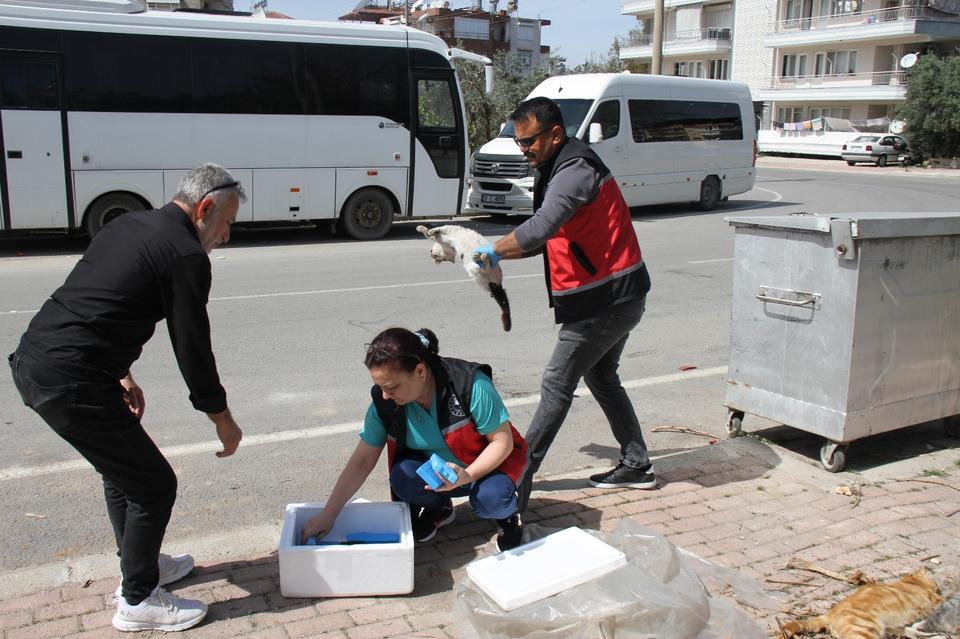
[534,137,651,323]
[371,356,527,487]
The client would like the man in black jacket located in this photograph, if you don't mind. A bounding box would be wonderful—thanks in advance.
[474,97,655,513]
[9,163,244,633]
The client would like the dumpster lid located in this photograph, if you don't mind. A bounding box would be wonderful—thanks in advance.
[726,211,960,239]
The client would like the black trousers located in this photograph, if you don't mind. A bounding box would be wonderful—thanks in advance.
[9,348,177,605]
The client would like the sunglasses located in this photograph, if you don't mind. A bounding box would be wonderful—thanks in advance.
[200,180,239,201]
[513,126,551,148]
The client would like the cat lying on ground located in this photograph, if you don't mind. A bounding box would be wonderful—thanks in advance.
[415,224,511,332]
[780,569,942,639]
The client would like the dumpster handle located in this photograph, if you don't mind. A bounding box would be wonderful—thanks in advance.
[755,288,821,308]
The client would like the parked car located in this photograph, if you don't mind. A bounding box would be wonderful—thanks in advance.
[840,134,909,166]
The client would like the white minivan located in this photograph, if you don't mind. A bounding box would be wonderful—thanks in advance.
[464,73,757,215]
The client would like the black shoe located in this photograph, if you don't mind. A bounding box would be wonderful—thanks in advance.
[588,463,656,489]
[412,500,455,543]
[495,513,523,553]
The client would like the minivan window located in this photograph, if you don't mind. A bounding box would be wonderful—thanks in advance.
[498,98,593,140]
[588,99,620,141]
[628,99,743,142]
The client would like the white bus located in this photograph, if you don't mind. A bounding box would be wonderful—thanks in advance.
[0,1,470,239]
[465,73,757,216]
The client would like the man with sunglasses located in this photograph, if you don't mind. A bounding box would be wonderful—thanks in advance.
[474,97,654,513]
[8,163,245,632]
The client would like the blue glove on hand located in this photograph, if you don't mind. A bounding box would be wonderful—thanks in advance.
[473,244,502,269]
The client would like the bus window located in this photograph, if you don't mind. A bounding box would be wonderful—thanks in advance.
[416,77,458,178]
[1,60,59,109]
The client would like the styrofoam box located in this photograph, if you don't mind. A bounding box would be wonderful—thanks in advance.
[466,527,627,611]
[278,501,414,598]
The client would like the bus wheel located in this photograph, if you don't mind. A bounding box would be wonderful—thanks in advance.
[696,176,720,211]
[340,189,394,240]
[85,193,145,237]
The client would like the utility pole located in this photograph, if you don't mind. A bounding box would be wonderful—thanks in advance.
[652,0,664,75]
[404,0,409,25]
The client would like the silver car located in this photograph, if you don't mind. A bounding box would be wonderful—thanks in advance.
[840,134,908,167]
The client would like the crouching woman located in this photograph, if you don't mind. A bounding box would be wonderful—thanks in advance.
[301,327,528,552]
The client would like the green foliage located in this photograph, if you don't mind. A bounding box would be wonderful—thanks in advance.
[454,50,552,153]
[898,55,960,159]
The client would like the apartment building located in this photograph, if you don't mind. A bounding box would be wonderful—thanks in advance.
[620,0,735,80]
[341,1,550,75]
[621,0,960,155]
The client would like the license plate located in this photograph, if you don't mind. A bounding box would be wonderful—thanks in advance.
[481,194,506,204]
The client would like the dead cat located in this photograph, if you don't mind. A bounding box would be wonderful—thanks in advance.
[780,569,942,639]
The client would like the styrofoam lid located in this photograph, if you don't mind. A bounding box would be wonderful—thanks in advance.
[465,527,627,611]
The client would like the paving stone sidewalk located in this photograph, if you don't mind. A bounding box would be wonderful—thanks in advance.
[2,436,958,639]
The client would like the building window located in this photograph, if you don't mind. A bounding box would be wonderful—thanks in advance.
[809,106,851,119]
[674,61,706,78]
[814,52,825,76]
[827,0,862,16]
[708,58,728,80]
[781,54,797,77]
[777,106,804,123]
[825,49,857,75]
[517,23,535,41]
[516,49,532,70]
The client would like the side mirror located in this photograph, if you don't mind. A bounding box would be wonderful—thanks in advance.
[588,122,604,144]
[484,65,494,95]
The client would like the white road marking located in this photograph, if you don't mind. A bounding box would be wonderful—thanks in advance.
[0,366,728,482]
[688,257,734,265]
[0,273,543,315]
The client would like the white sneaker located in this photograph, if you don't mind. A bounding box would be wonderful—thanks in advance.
[114,553,196,601]
[112,586,207,632]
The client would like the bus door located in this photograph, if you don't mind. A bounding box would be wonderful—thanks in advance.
[410,69,464,217]
[0,53,71,231]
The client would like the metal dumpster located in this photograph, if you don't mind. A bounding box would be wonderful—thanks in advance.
[724,211,960,471]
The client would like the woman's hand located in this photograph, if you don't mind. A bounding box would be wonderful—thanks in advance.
[301,509,336,544]
[432,463,473,492]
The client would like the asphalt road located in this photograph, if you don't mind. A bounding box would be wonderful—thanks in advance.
[1,166,958,578]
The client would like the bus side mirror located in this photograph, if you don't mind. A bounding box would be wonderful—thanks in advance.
[588,122,604,144]
[484,65,494,95]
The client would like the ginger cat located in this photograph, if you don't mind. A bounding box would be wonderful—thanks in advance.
[780,569,942,639]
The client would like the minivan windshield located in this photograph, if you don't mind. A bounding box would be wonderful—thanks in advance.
[498,99,594,140]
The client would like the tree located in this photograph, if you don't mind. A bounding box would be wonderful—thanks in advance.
[570,38,625,74]
[454,50,552,152]
[898,55,960,159]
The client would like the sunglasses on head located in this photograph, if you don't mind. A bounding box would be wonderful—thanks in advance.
[200,181,239,201]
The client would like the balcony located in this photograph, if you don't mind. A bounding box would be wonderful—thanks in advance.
[764,5,960,48]
[621,0,716,16]
[756,70,907,102]
[619,27,732,60]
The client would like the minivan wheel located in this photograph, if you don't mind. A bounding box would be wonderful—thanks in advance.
[696,176,720,211]
[876,154,887,167]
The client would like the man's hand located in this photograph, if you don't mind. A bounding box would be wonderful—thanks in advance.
[119,373,145,419]
[472,244,502,269]
[208,409,242,458]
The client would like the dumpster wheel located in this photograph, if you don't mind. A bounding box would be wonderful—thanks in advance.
[944,415,960,439]
[725,410,744,437]
[819,441,848,473]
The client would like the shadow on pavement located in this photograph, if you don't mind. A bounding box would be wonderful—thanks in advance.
[744,419,960,476]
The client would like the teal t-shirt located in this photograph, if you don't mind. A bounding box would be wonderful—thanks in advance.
[359,371,509,465]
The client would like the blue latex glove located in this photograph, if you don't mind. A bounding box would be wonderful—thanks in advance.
[472,244,502,269]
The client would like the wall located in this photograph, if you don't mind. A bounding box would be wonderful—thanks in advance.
[731,0,776,97]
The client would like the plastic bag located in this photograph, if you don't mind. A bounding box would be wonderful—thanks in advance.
[455,519,782,639]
